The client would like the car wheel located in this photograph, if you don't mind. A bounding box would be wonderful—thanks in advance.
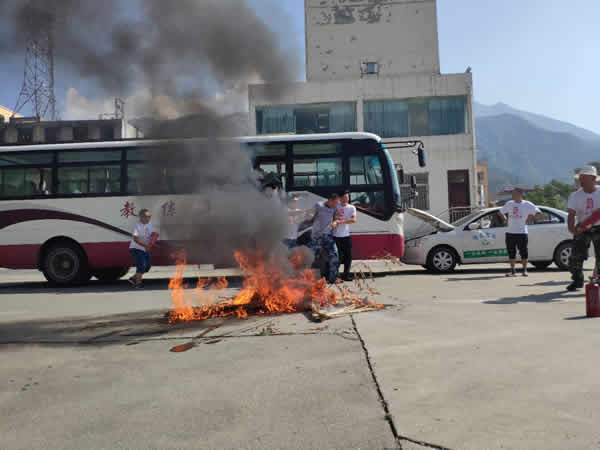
[42,241,89,286]
[531,261,552,270]
[426,246,457,273]
[93,267,129,282]
[554,241,573,271]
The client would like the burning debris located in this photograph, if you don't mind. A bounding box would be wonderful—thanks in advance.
[166,249,383,323]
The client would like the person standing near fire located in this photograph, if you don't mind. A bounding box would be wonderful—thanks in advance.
[566,165,600,291]
[333,191,357,281]
[129,209,157,288]
[308,192,340,283]
[498,187,540,277]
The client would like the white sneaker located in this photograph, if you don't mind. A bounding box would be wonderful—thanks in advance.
[522,270,529,277]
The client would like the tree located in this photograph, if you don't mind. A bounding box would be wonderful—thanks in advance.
[525,179,574,210]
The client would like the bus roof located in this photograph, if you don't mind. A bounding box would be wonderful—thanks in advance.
[0,132,381,153]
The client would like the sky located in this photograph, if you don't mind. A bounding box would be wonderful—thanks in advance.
[1,0,598,133]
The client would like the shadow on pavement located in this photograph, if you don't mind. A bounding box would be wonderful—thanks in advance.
[0,277,244,295]
[518,280,569,287]
[484,290,580,305]
[564,315,597,321]
[445,275,507,282]
[0,309,229,346]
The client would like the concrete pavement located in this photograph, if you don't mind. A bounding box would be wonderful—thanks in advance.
[1,262,600,449]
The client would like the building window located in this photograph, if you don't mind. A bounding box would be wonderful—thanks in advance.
[44,127,58,143]
[100,125,115,141]
[73,126,89,141]
[363,62,378,75]
[256,102,356,135]
[17,127,33,144]
[364,96,467,138]
[400,172,430,210]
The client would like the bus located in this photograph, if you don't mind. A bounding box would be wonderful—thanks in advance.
[0,132,424,285]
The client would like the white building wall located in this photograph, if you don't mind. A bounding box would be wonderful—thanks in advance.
[305,0,440,81]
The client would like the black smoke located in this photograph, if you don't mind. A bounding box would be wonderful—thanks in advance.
[1,0,301,267]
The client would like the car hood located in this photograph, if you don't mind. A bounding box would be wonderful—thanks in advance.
[406,208,455,232]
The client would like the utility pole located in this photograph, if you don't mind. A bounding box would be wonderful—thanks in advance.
[13,26,57,121]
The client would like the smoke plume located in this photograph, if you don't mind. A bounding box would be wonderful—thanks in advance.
[1,0,302,267]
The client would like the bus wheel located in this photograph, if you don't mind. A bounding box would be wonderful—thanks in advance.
[42,241,89,286]
[93,267,129,282]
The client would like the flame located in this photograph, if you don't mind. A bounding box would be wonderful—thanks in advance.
[167,248,381,323]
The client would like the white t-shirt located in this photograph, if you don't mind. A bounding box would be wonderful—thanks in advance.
[500,200,540,234]
[333,204,357,238]
[567,187,600,224]
[129,221,154,251]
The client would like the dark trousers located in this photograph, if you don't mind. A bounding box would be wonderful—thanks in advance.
[505,233,528,260]
[569,228,600,286]
[130,249,152,274]
[335,236,353,277]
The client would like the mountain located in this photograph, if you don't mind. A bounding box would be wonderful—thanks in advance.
[476,113,600,196]
[475,102,600,143]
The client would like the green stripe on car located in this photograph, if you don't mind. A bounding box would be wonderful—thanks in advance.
[463,249,508,259]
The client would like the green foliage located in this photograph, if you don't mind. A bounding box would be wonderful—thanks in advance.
[525,179,574,210]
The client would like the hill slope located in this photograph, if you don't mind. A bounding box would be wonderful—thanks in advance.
[476,114,600,194]
[475,102,600,142]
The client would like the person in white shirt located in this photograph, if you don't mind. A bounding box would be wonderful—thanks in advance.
[333,191,357,281]
[499,188,540,277]
[566,165,600,291]
[129,209,155,288]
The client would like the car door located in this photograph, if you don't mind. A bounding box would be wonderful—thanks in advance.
[527,208,566,261]
[460,210,508,263]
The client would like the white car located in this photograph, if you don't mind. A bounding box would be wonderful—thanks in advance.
[403,207,574,273]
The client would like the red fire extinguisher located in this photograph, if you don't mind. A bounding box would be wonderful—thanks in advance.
[586,279,600,317]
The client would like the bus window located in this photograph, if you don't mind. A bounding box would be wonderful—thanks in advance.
[1,167,53,197]
[350,155,383,185]
[58,150,121,163]
[248,143,286,157]
[0,152,53,165]
[257,161,286,188]
[293,157,342,187]
[57,166,120,194]
[350,191,386,216]
[126,147,165,161]
[292,142,342,155]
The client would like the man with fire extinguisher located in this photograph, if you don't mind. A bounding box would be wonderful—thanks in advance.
[566,166,600,291]
[129,208,158,289]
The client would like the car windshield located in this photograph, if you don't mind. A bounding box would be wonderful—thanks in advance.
[452,209,488,227]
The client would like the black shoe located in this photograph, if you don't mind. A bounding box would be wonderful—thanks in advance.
[566,282,582,292]
[343,275,353,282]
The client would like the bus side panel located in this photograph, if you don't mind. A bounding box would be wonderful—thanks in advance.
[352,234,404,260]
[0,244,40,269]
[83,241,181,268]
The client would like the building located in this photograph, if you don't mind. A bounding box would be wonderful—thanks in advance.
[477,159,489,207]
[248,0,477,232]
[0,105,21,122]
[0,117,142,145]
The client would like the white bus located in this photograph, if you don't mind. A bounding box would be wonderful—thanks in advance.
[0,132,424,285]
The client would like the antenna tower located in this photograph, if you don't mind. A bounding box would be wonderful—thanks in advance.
[13,26,57,120]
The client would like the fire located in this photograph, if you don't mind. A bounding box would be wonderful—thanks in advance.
[167,248,381,323]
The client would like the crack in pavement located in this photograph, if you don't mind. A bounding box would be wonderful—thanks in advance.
[351,315,452,450]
